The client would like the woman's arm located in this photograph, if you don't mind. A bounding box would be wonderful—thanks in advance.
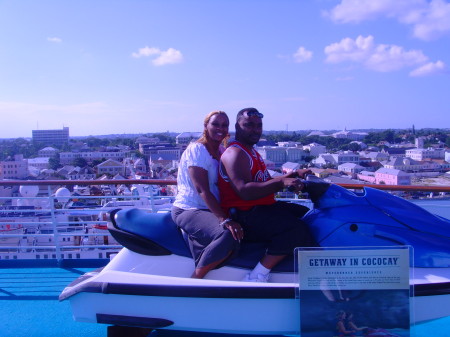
[337,321,355,334]
[189,166,243,240]
[189,166,227,221]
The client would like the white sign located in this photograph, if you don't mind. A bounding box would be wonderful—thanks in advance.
[297,247,411,337]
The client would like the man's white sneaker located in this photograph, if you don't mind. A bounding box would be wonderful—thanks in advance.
[242,273,269,283]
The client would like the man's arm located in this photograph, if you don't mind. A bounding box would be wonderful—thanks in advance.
[220,147,303,200]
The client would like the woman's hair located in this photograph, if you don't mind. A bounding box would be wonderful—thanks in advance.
[336,310,346,319]
[197,110,230,146]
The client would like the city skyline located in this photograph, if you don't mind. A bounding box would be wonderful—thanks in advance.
[1,0,449,138]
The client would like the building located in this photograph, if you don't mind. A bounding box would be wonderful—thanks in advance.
[59,150,130,165]
[357,171,376,184]
[256,146,307,166]
[331,128,368,140]
[375,168,410,185]
[135,136,161,145]
[0,155,28,179]
[303,143,327,157]
[38,146,59,158]
[140,145,182,161]
[338,163,364,175]
[281,162,301,175]
[405,148,445,161]
[307,131,328,137]
[27,157,50,171]
[381,147,413,158]
[175,132,202,145]
[96,159,124,176]
[313,152,360,167]
[309,167,332,178]
[67,167,96,180]
[383,157,421,172]
[415,137,425,149]
[32,127,69,147]
[359,151,389,162]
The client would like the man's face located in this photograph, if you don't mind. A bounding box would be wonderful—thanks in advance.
[235,113,263,146]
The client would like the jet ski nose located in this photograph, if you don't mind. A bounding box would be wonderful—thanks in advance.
[303,176,331,203]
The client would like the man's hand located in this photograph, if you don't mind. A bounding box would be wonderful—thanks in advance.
[296,169,313,179]
[283,178,304,193]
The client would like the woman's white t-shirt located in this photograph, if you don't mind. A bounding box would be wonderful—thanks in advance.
[173,142,221,210]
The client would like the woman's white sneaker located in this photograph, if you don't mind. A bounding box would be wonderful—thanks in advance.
[242,273,269,282]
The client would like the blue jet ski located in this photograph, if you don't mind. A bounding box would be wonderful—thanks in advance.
[302,176,450,268]
[60,178,450,336]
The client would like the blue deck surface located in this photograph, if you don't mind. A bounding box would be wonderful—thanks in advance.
[1,264,449,337]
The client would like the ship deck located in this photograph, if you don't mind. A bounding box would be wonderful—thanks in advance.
[1,261,450,337]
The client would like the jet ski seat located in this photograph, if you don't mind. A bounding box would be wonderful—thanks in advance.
[108,208,295,272]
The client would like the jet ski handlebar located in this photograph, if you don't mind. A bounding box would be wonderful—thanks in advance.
[287,174,331,203]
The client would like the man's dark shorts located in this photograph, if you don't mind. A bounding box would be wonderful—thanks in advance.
[231,201,317,256]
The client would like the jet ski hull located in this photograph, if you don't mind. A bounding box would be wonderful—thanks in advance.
[60,248,450,335]
[60,178,450,334]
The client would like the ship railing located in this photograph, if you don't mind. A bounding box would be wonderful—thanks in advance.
[0,179,177,264]
[1,179,450,265]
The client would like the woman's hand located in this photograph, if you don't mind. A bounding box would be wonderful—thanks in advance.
[225,220,244,241]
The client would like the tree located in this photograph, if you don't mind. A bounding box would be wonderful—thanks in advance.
[92,158,105,167]
[72,157,88,167]
[48,155,61,170]
[348,143,361,152]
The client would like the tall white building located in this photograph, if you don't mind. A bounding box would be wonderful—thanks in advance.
[32,127,69,147]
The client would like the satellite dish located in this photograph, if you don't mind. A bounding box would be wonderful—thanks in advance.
[55,187,71,203]
[19,185,39,198]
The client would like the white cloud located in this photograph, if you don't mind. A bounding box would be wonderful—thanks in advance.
[293,47,313,63]
[325,35,374,64]
[152,48,183,66]
[325,35,428,72]
[411,0,450,40]
[326,0,450,40]
[365,44,428,72]
[131,46,161,58]
[47,37,62,43]
[325,0,417,23]
[336,76,355,81]
[131,46,183,66]
[410,60,447,76]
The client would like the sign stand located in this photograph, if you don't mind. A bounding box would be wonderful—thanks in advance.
[295,246,413,337]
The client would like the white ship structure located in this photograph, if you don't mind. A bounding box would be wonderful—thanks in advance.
[0,182,173,261]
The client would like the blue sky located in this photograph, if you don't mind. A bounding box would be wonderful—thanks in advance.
[0,0,449,138]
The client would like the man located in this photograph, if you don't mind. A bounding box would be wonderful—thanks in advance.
[218,107,317,282]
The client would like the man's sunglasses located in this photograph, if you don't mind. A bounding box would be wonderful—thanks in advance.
[245,110,264,118]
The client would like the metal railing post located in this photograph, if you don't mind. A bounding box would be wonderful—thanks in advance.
[147,185,156,212]
[48,186,63,266]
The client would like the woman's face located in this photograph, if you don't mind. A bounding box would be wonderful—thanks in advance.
[205,113,229,143]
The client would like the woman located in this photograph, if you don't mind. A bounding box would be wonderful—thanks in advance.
[336,311,356,336]
[172,111,242,279]
[346,312,367,334]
